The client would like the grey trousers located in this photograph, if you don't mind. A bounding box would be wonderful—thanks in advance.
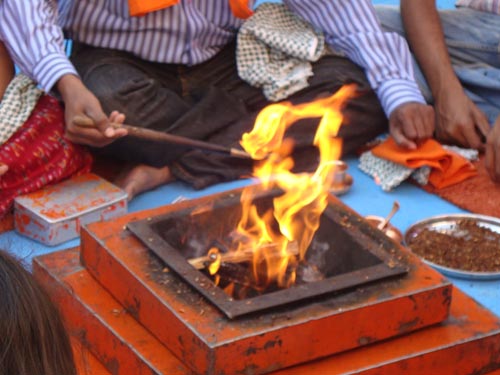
[71,42,387,189]
[376,5,500,125]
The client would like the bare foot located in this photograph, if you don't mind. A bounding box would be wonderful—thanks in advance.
[0,163,8,177]
[114,164,173,200]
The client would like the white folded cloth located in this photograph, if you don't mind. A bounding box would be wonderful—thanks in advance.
[236,2,325,102]
[0,74,43,145]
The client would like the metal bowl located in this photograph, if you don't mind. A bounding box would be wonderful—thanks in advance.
[404,213,500,280]
[365,215,403,243]
[329,160,353,196]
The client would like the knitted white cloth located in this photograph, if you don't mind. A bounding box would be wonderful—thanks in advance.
[236,2,325,102]
[0,74,43,145]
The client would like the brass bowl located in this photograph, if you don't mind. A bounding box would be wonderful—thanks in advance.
[365,215,403,243]
[329,160,353,196]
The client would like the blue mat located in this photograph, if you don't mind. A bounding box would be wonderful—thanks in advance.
[3,154,498,316]
[3,0,499,317]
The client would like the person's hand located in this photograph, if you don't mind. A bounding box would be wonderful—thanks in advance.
[56,74,127,147]
[0,163,7,177]
[388,102,435,149]
[434,89,489,151]
[485,115,500,182]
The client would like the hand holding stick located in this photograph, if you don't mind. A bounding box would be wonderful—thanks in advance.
[73,115,252,159]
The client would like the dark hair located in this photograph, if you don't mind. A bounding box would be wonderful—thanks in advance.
[0,250,77,375]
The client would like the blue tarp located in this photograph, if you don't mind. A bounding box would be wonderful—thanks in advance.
[2,0,499,317]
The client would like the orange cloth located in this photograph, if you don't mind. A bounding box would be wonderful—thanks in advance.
[371,137,477,189]
[128,0,253,18]
[128,0,179,17]
[228,0,254,19]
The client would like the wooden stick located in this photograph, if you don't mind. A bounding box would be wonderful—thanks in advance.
[73,115,252,159]
[188,241,299,270]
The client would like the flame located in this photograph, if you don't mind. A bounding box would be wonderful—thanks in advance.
[207,247,222,276]
[217,84,356,291]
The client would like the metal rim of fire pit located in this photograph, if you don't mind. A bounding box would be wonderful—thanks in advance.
[127,191,408,319]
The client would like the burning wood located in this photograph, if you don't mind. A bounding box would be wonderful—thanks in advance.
[188,241,299,270]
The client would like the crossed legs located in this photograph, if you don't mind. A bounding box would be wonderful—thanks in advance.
[71,43,387,199]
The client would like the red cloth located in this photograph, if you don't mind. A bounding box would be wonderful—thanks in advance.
[0,94,93,217]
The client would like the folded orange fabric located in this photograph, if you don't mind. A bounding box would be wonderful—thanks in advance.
[128,0,253,18]
[228,0,254,19]
[371,137,477,189]
[128,0,179,17]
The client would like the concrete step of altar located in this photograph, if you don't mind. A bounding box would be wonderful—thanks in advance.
[34,246,500,375]
[33,247,191,375]
[72,336,111,375]
[76,193,457,375]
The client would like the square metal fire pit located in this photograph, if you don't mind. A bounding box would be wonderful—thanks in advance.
[127,188,407,318]
[80,187,453,375]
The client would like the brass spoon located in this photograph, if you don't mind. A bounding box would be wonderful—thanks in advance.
[378,201,400,231]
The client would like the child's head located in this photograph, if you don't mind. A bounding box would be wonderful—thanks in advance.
[0,250,77,375]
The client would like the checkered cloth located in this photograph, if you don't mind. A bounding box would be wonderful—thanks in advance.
[359,143,478,191]
[456,0,500,14]
[236,2,325,102]
[0,74,43,145]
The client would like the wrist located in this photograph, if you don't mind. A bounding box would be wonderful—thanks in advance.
[56,74,83,101]
[431,72,463,99]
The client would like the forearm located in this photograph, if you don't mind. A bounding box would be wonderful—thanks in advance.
[401,0,462,98]
[0,42,14,99]
[283,0,425,117]
[0,0,77,92]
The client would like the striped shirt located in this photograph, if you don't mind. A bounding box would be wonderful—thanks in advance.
[456,0,500,13]
[0,0,425,117]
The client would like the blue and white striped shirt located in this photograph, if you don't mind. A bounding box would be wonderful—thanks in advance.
[0,0,425,116]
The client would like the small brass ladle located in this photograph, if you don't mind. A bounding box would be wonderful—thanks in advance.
[377,201,400,231]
